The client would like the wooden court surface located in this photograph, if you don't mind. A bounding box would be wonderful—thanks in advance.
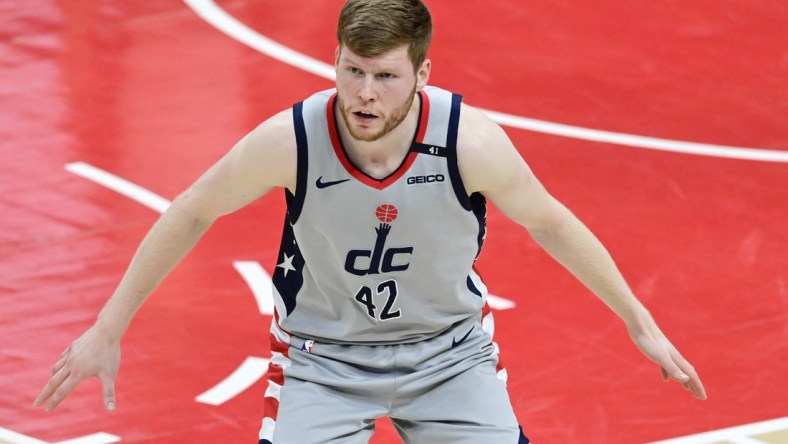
[1,0,787,443]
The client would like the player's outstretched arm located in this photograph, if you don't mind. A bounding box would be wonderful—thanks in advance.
[34,110,297,412]
[457,104,706,400]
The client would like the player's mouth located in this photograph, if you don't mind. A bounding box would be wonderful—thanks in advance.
[353,111,378,123]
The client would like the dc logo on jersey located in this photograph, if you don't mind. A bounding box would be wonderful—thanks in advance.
[344,204,413,276]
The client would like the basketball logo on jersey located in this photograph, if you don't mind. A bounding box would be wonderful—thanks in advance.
[344,204,414,276]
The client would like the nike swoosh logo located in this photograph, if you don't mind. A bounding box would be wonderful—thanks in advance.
[316,176,350,189]
[451,326,474,348]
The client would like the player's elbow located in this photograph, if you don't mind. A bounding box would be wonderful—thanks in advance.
[168,188,222,228]
[522,199,575,240]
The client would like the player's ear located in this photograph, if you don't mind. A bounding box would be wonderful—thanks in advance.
[335,46,341,67]
[416,58,431,90]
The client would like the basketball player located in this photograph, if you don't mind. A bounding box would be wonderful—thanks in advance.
[36,0,706,442]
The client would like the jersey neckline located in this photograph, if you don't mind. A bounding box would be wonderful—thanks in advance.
[326,91,431,190]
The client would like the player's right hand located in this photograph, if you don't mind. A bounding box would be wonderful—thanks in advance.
[34,324,121,412]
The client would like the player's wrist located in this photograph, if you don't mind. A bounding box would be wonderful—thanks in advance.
[94,310,129,344]
[620,302,653,333]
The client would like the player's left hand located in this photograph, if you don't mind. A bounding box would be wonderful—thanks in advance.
[627,317,707,400]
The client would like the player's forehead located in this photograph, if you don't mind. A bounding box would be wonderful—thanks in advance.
[338,44,411,70]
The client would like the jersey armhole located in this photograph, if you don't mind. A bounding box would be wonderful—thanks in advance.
[286,101,308,223]
[445,93,477,211]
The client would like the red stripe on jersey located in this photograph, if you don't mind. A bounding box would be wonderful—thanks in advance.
[262,391,280,422]
[262,314,291,427]
[269,310,292,357]
[415,89,430,142]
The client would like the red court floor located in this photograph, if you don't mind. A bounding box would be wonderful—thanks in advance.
[1,1,787,443]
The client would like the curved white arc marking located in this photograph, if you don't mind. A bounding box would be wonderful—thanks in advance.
[55,434,121,444]
[182,0,336,80]
[483,109,788,163]
[195,356,270,406]
[65,162,171,213]
[183,0,788,163]
[233,261,275,315]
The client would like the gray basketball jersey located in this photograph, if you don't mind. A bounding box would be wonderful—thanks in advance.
[271,86,488,345]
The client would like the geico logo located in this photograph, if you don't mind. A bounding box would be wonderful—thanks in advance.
[406,174,445,185]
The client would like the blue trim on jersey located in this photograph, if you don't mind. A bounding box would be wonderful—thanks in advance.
[445,93,472,211]
[272,218,305,315]
[272,101,310,316]
[519,425,531,443]
[470,192,487,259]
[442,93,487,260]
[466,275,482,298]
[286,101,309,223]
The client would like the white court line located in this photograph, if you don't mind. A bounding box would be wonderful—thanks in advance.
[647,416,788,444]
[182,0,335,80]
[487,294,516,310]
[233,261,275,315]
[0,428,120,444]
[729,438,768,444]
[482,109,788,163]
[195,357,270,406]
[0,428,45,444]
[182,0,788,164]
[65,162,171,213]
[55,434,121,444]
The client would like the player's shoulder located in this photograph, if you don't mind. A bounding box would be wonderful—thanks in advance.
[231,108,298,190]
[459,101,495,129]
[251,108,295,142]
[456,102,523,195]
[457,102,510,160]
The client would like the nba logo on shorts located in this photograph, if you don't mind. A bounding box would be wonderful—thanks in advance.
[301,340,315,354]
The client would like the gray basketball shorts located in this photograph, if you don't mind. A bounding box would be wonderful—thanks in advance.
[258,314,530,443]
